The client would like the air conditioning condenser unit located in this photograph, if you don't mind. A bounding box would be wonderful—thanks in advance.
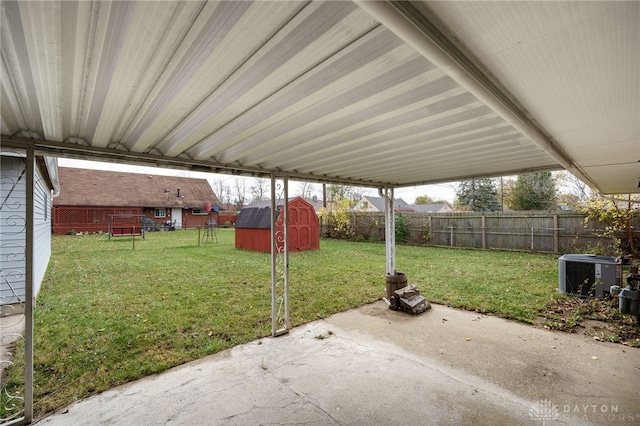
[558,254,621,299]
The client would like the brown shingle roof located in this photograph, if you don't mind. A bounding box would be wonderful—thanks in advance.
[54,167,219,208]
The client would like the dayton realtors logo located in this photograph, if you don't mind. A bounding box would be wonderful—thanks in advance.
[529,399,638,424]
[529,399,559,424]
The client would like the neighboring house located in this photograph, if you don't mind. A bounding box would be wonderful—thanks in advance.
[235,197,320,253]
[305,196,324,214]
[354,196,409,212]
[1,152,60,305]
[52,168,220,234]
[406,204,453,213]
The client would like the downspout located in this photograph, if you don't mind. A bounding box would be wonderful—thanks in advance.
[45,156,61,197]
[355,1,598,190]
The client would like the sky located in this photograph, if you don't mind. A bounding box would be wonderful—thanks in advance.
[58,158,459,204]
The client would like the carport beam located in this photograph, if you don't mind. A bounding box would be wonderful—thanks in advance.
[355,0,596,190]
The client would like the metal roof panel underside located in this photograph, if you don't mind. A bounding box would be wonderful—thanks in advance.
[1,1,638,193]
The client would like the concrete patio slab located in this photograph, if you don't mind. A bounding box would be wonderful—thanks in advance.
[36,302,640,425]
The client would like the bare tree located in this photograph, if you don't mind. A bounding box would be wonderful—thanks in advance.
[296,181,316,199]
[554,171,591,201]
[233,178,247,209]
[348,186,369,204]
[327,185,370,205]
[249,178,270,202]
[211,178,231,208]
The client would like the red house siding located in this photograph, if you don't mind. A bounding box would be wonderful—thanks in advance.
[53,206,143,235]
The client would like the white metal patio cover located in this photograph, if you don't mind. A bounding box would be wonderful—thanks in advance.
[2,1,638,193]
[0,2,638,423]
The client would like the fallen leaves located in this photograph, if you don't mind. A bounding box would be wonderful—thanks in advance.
[539,296,640,347]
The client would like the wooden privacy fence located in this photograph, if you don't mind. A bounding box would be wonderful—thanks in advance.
[340,211,640,254]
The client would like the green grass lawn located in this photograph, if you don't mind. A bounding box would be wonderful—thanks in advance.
[3,229,602,416]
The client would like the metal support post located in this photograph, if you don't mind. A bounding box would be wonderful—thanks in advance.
[379,187,395,275]
[270,175,289,336]
[24,147,34,423]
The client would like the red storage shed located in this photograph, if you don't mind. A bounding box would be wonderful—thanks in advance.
[235,197,320,253]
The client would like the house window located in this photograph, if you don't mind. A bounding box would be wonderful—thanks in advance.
[154,208,166,218]
[191,208,208,215]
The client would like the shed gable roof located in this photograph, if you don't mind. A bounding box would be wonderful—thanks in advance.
[236,197,314,229]
[54,167,218,208]
[235,206,277,229]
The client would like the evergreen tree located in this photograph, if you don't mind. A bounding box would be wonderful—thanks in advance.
[455,178,501,211]
[509,172,557,211]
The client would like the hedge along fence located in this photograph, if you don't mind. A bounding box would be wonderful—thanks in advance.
[321,211,640,254]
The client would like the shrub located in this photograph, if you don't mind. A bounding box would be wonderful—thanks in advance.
[319,198,354,240]
[395,214,409,243]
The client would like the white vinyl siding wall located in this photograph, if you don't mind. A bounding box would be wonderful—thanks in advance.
[33,160,53,298]
[0,155,27,304]
[0,154,53,304]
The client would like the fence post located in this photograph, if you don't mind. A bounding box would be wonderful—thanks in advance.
[553,215,558,253]
[531,226,535,251]
[352,212,357,235]
[354,213,358,237]
[449,226,454,247]
[482,215,486,249]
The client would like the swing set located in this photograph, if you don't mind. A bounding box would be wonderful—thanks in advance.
[107,214,146,240]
